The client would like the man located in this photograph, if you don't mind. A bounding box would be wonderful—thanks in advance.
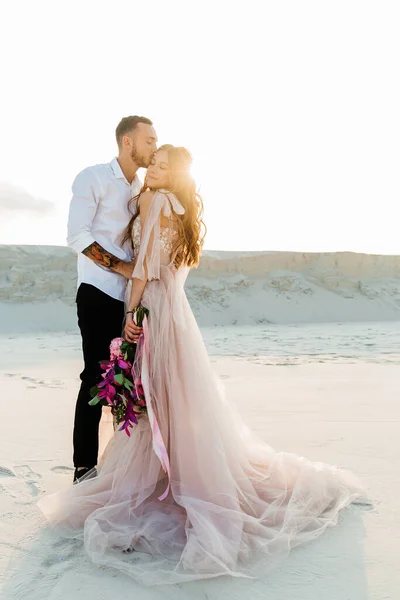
[67,115,157,483]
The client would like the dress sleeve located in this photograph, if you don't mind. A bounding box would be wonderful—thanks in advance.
[132,190,185,282]
[131,191,165,282]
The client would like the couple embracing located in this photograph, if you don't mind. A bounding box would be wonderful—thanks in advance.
[38,115,367,586]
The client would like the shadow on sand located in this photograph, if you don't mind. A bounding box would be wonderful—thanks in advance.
[1,501,371,600]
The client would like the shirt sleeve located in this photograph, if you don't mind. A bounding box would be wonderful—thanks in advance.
[67,168,99,253]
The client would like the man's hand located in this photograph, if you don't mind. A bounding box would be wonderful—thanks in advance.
[116,261,136,280]
[125,317,143,343]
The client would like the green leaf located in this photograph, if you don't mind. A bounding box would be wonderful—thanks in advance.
[116,393,126,406]
[114,374,124,385]
[88,395,101,406]
[123,379,133,390]
[89,385,99,398]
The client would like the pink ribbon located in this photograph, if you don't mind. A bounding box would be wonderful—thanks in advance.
[140,315,171,501]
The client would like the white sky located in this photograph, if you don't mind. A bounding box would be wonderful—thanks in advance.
[0,0,399,253]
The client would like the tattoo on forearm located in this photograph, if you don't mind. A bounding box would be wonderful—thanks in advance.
[82,242,121,270]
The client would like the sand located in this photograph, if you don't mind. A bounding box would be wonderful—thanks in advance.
[0,328,398,600]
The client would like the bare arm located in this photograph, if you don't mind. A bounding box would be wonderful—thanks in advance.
[124,191,155,341]
[124,259,148,342]
[126,277,147,312]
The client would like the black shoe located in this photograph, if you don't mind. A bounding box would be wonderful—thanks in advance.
[73,466,97,484]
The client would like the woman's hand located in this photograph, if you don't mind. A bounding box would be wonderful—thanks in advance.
[124,314,143,343]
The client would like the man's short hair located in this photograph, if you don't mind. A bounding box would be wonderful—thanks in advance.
[116,116,153,146]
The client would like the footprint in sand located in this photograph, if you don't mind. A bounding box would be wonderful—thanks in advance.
[25,482,40,497]
[51,466,74,475]
[0,466,15,478]
[0,464,43,503]
[18,376,64,389]
[0,478,39,504]
[48,379,64,388]
[14,465,42,481]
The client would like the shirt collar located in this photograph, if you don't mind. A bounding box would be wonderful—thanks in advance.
[110,157,139,187]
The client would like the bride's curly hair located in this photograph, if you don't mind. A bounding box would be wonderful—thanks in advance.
[123,144,206,269]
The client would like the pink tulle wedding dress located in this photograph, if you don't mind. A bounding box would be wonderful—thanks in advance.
[37,190,366,586]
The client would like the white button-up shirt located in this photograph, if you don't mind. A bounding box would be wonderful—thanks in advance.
[67,158,141,301]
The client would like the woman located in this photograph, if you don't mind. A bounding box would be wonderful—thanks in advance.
[38,145,367,586]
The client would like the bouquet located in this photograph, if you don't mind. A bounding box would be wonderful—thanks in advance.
[89,306,149,436]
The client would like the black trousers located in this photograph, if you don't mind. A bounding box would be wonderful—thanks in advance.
[73,283,125,467]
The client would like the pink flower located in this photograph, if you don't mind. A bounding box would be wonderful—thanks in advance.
[118,359,131,370]
[90,333,149,437]
[109,337,125,360]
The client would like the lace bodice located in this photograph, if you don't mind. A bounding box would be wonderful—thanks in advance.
[132,214,178,260]
[131,190,185,281]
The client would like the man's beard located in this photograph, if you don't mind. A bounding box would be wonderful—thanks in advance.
[130,144,151,168]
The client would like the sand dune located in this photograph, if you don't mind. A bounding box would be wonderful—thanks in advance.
[0,245,399,332]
